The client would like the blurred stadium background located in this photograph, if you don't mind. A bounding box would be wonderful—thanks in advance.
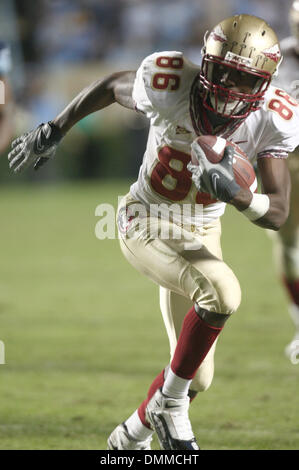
[0,0,295,182]
[0,0,298,450]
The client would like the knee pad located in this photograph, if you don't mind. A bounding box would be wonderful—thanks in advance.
[191,263,242,315]
[216,271,242,315]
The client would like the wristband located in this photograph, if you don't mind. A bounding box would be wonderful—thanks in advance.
[242,193,270,221]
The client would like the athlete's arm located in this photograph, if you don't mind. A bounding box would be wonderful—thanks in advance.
[52,71,136,134]
[8,71,136,173]
[230,156,291,231]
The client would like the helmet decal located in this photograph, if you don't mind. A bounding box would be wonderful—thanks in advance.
[262,44,281,63]
[211,25,228,43]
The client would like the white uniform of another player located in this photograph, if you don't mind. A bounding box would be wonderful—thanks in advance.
[272,32,299,360]
[117,50,299,392]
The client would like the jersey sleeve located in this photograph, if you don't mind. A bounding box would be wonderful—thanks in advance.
[257,87,299,159]
[132,51,196,121]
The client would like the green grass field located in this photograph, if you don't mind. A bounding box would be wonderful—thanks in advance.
[0,181,298,450]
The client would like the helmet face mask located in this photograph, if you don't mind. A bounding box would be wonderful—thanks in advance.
[198,14,282,121]
[200,53,272,119]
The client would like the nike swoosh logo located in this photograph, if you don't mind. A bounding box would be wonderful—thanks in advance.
[36,124,52,152]
[164,403,180,409]
[36,132,44,152]
[211,172,220,192]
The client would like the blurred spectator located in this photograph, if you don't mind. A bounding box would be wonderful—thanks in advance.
[0,41,14,154]
[35,1,121,64]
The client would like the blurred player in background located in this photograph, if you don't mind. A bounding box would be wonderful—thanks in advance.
[0,41,14,154]
[271,0,299,362]
[7,15,299,450]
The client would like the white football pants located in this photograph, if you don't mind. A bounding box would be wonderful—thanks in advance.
[117,193,241,392]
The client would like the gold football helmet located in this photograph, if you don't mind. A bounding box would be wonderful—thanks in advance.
[290,1,299,42]
[199,14,282,119]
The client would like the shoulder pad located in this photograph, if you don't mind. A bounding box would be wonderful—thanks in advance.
[132,51,199,120]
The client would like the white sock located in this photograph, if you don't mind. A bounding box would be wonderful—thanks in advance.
[125,410,153,441]
[162,367,192,399]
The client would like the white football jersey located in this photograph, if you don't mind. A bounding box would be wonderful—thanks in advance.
[130,51,299,227]
[273,36,299,97]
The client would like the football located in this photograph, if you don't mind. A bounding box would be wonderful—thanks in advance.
[191,135,257,193]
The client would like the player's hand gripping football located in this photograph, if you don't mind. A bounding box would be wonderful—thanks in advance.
[8,122,63,173]
[188,141,241,203]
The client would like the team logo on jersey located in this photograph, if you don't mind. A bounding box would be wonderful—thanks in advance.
[262,44,281,63]
[175,126,191,134]
[210,25,227,43]
[117,207,135,234]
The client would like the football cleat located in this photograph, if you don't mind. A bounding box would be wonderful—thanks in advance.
[145,388,200,450]
[107,423,152,450]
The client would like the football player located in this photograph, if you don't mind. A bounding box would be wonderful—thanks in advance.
[270,0,299,362]
[8,14,299,450]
